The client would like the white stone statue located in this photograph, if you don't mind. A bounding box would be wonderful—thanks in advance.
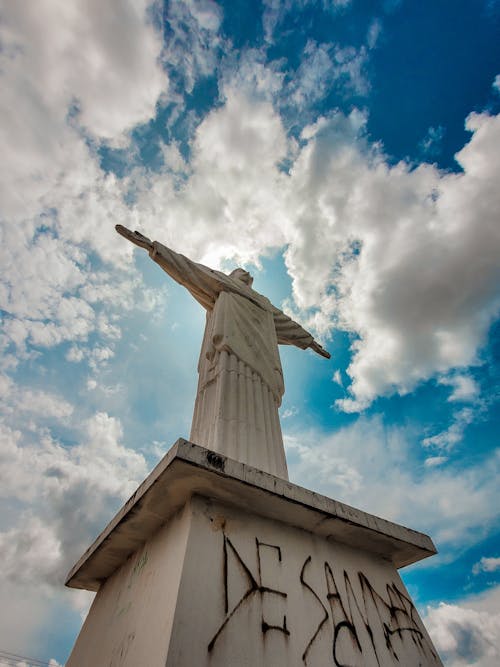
[116,225,330,480]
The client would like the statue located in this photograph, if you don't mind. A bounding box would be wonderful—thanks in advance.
[116,225,330,480]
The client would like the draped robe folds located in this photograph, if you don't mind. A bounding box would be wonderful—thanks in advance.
[150,241,315,480]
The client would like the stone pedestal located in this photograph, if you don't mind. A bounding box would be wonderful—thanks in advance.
[66,440,442,666]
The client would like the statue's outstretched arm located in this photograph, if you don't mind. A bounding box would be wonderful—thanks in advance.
[272,306,330,359]
[309,340,331,359]
[115,224,226,309]
[116,225,153,251]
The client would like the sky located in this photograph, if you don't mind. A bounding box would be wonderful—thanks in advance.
[0,0,499,665]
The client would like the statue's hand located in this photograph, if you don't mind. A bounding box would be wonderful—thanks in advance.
[115,224,153,251]
[310,340,331,359]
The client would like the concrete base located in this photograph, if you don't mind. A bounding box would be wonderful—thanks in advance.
[66,440,442,666]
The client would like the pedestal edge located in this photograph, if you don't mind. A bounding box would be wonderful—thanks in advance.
[65,439,437,591]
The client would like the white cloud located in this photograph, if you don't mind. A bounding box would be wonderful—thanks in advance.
[493,74,500,93]
[1,0,497,419]
[262,0,293,44]
[288,40,370,111]
[0,412,148,585]
[422,407,475,452]
[419,125,445,158]
[0,0,166,224]
[88,345,115,371]
[4,0,496,415]
[0,517,63,585]
[332,369,343,385]
[0,376,73,421]
[262,0,353,44]
[0,0,172,373]
[219,49,285,105]
[66,346,84,363]
[421,375,483,451]
[473,557,500,575]
[367,18,382,49]
[425,587,500,666]
[286,417,500,546]
[0,11,499,660]
[125,100,500,413]
[425,455,449,468]
[440,374,480,402]
[284,110,500,411]
[162,0,223,96]
[0,386,146,656]
[131,86,292,268]
[0,0,165,142]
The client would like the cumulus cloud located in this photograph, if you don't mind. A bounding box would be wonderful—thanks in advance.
[0,518,63,586]
[332,369,343,385]
[0,0,166,222]
[4,0,496,415]
[162,0,223,96]
[419,125,445,159]
[0,4,499,660]
[0,225,151,370]
[125,91,500,413]
[232,50,285,100]
[0,0,171,374]
[0,379,147,589]
[367,18,382,50]
[440,374,480,402]
[262,0,352,44]
[288,40,370,111]
[420,375,483,453]
[422,407,476,452]
[424,455,449,468]
[0,390,147,655]
[286,417,500,546]
[473,557,500,575]
[0,412,148,586]
[0,0,165,142]
[131,85,292,268]
[425,587,500,666]
[284,110,500,411]
[0,376,73,421]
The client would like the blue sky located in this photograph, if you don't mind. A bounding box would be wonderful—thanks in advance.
[0,1,499,665]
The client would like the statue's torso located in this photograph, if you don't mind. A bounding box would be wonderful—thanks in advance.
[198,291,284,400]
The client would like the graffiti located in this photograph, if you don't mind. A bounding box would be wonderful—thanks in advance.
[207,535,289,652]
[324,562,362,665]
[300,556,329,664]
[322,565,439,666]
[208,532,440,665]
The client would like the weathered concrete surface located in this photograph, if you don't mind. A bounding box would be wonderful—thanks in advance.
[66,441,442,666]
[66,440,436,592]
[66,503,191,667]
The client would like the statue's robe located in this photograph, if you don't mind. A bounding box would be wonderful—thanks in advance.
[149,241,315,479]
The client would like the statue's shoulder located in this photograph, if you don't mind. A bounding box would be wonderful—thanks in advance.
[234,285,273,311]
[250,289,271,308]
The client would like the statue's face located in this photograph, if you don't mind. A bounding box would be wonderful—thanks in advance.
[231,268,253,287]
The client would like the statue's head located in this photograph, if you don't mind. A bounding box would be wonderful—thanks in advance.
[230,267,254,287]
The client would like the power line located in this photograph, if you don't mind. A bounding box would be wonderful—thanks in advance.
[0,648,60,667]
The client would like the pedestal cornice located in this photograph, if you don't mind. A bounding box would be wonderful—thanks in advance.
[66,439,437,592]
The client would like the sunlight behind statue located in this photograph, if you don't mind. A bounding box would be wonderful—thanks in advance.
[116,225,330,480]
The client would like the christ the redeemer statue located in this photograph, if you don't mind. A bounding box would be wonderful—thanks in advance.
[116,225,330,480]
